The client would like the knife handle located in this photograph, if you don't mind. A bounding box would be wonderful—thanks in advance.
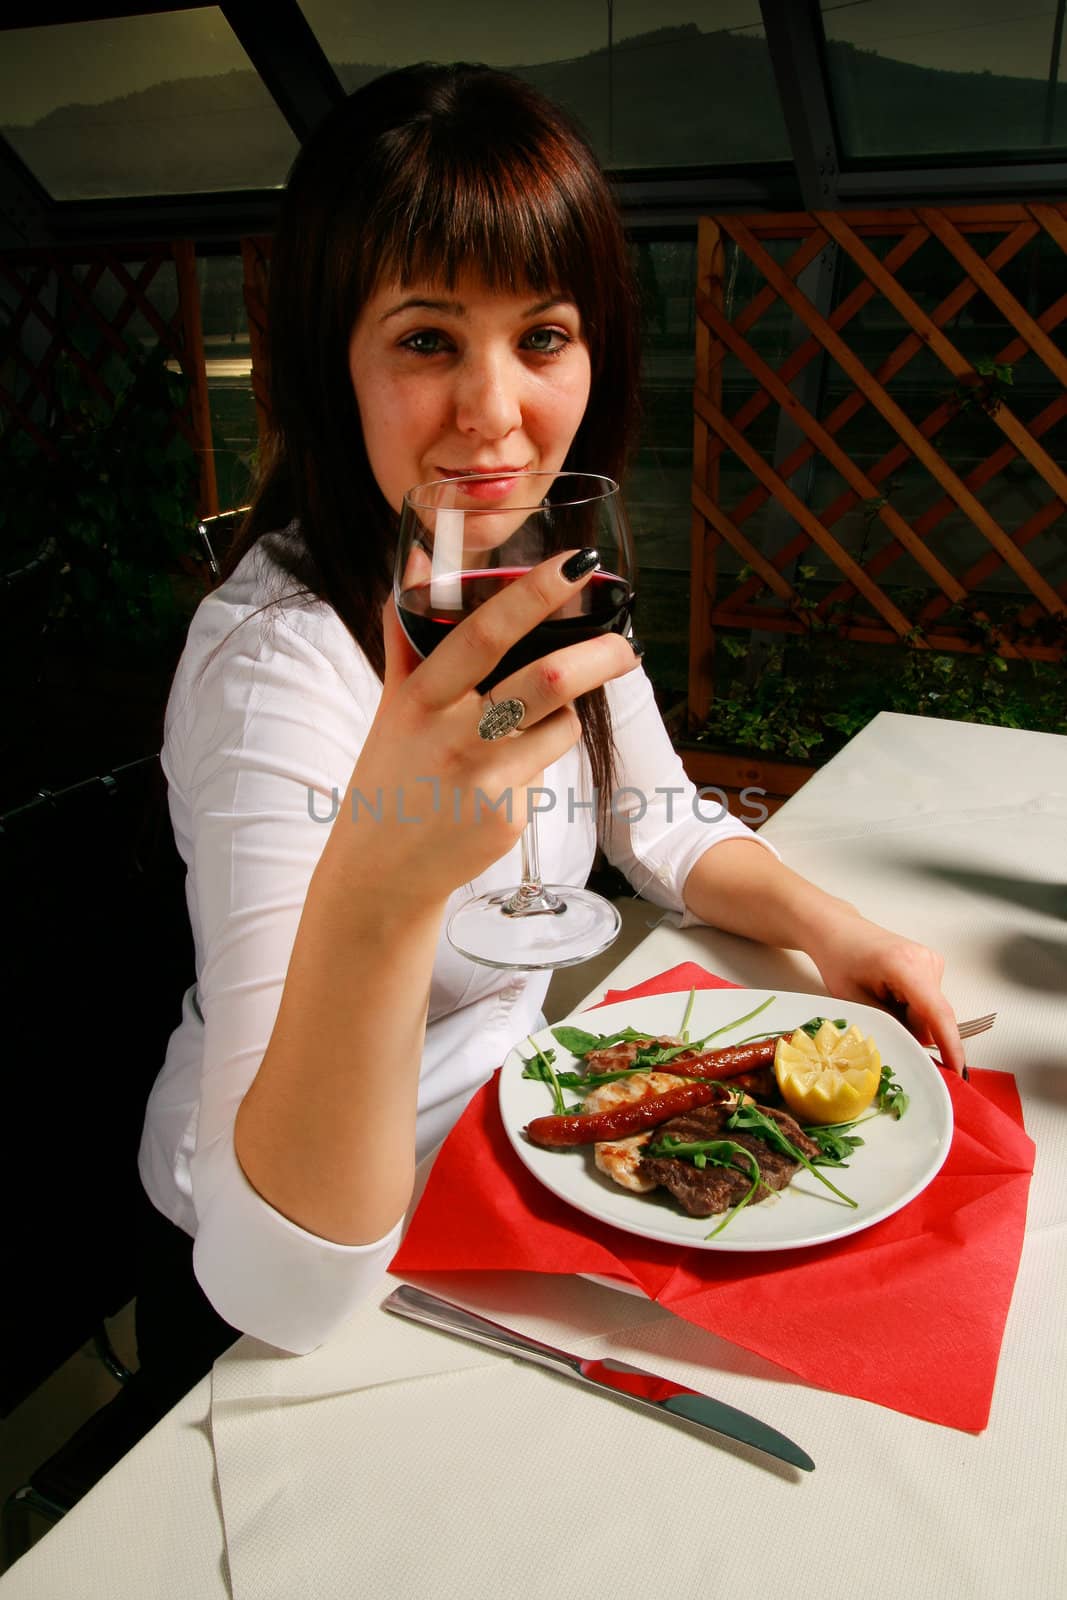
[383,1285,578,1380]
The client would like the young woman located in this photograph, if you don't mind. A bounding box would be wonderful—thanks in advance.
[138,63,963,1372]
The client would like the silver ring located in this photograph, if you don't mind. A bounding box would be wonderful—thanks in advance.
[477,696,527,741]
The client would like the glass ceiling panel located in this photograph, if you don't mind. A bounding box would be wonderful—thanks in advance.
[300,1,790,168]
[822,0,1067,159]
[0,8,298,200]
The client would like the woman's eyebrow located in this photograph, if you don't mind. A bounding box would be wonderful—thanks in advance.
[379,296,465,322]
[379,295,573,323]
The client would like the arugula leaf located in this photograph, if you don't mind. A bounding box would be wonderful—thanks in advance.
[520,1046,557,1083]
[877,1064,909,1120]
[553,1065,667,1089]
[647,1136,751,1163]
[799,1016,849,1039]
[802,1122,865,1167]
[727,1097,857,1208]
[519,1038,567,1115]
[695,995,776,1045]
[538,1064,697,1090]
[629,1044,685,1068]
[550,1024,651,1057]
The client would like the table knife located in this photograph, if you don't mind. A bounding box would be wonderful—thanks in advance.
[382,1285,813,1472]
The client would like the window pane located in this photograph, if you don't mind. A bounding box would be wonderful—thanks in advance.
[0,9,298,200]
[823,0,1067,159]
[300,1,790,167]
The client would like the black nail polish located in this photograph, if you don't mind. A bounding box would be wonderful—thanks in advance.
[629,636,645,658]
[962,1065,970,1082]
[561,547,599,582]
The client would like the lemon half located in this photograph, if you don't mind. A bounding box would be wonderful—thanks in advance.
[774,1021,881,1125]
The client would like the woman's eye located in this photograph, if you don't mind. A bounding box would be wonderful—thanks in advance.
[522,327,570,355]
[399,330,450,355]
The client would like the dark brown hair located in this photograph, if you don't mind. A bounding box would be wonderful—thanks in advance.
[224,63,642,803]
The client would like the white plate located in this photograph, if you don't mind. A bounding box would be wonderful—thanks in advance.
[499,988,954,1253]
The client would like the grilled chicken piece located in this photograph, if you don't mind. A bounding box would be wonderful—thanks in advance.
[584,1071,689,1193]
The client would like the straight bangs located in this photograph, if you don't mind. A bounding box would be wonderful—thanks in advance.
[354,123,618,378]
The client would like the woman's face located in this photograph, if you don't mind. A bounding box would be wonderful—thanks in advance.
[348,271,592,513]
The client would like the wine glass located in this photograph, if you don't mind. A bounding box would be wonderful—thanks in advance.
[394,470,636,970]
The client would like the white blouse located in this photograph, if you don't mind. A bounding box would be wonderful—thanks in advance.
[139,540,775,1352]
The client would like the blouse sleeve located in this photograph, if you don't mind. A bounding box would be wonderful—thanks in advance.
[598,665,779,929]
[167,605,402,1354]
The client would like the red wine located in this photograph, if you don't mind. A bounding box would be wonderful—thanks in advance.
[398,567,635,691]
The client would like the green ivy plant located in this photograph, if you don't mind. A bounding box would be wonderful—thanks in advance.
[0,342,202,664]
[949,358,1014,417]
[695,573,1066,762]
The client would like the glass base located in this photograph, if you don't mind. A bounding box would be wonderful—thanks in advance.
[446,884,622,970]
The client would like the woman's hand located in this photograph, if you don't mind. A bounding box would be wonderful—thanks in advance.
[239,554,638,1248]
[326,552,639,907]
[682,841,965,1074]
[802,909,964,1074]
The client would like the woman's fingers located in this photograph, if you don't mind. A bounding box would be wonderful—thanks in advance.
[406,549,610,711]
[381,594,425,703]
[487,631,639,727]
[812,921,966,1077]
[880,947,966,1076]
[905,991,965,1076]
[466,704,585,808]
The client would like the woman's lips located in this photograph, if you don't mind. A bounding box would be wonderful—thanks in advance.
[435,468,528,503]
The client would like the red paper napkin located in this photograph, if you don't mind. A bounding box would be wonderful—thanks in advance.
[392,963,1035,1431]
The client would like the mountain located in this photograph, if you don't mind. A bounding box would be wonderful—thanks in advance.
[3,27,1063,202]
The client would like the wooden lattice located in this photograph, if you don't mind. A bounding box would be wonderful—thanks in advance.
[0,240,217,518]
[690,203,1067,726]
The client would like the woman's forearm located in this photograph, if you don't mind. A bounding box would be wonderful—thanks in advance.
[682,838,862,957]
[234,833,447,1248]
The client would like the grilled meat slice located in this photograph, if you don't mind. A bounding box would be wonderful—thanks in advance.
[723,1065,778,1101]
[638,1102,821,1218]
[583,1038,669,1073]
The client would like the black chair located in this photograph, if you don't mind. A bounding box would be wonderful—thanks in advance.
[1,755,195,1556]
[196,507,250,580]
[0,538,58,685]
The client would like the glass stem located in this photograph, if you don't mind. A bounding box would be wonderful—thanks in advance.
[500,816,565,917]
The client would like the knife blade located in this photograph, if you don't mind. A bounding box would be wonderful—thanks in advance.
[382,1285,813,1472]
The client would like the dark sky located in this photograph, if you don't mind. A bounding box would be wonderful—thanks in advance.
[1,2,1062,127]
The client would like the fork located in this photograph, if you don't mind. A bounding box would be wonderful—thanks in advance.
[957,1013,997,1041]
[930,1012,996,1080]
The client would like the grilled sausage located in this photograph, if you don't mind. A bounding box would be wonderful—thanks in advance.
[525,1080,731,1148]
[583,1036,782,1082]
[661,1037,782,1078]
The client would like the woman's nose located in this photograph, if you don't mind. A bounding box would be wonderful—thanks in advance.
[454,350,523,439]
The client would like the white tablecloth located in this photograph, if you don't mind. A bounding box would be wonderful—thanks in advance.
[5,714,1066,1598]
